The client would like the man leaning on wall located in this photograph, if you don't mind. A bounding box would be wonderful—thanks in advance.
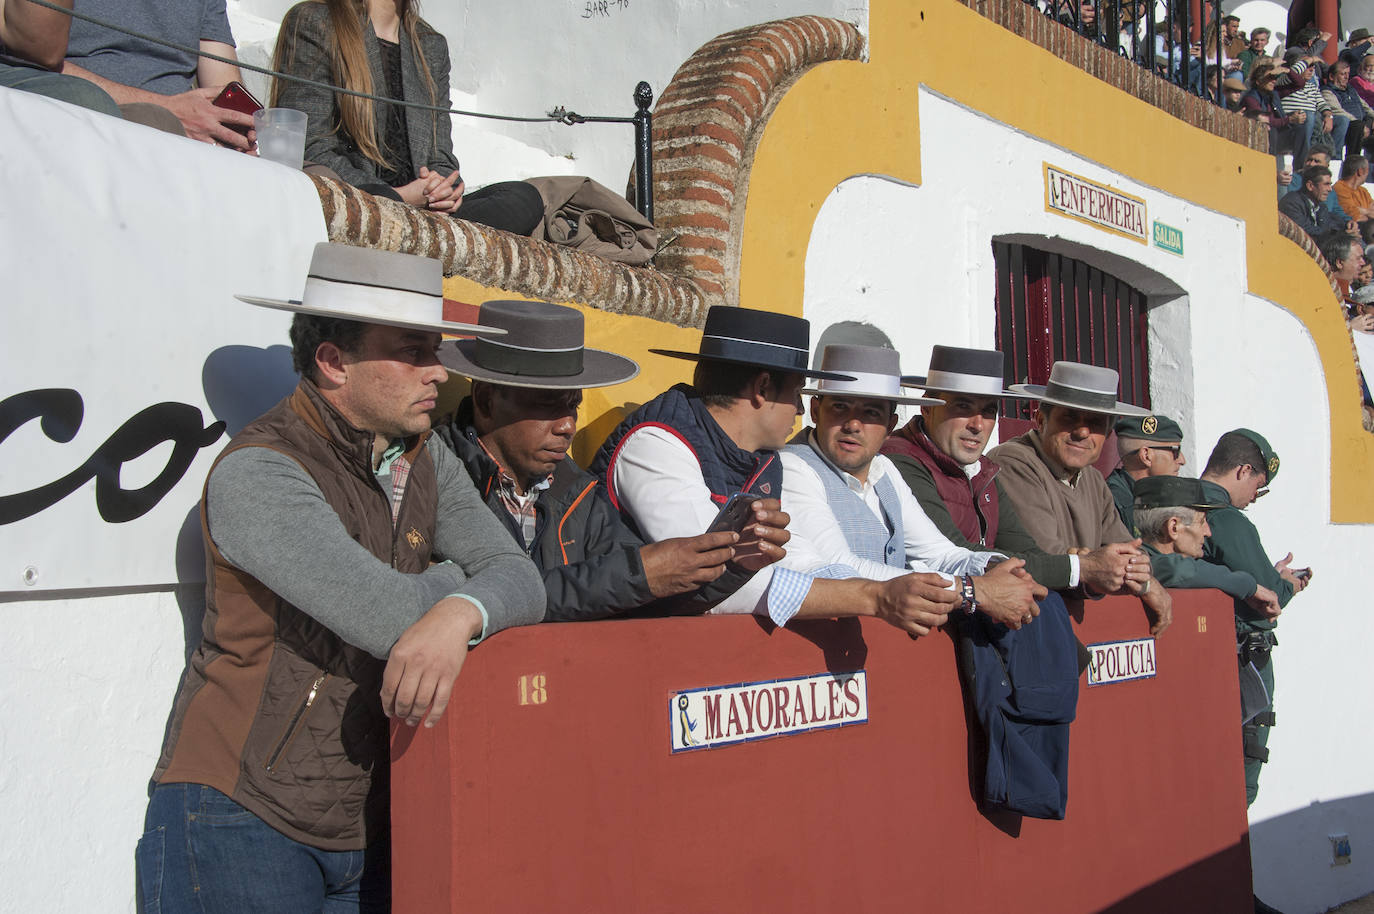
[986,360,1173,635]
[136,243,545,913]
[433,299,743,620]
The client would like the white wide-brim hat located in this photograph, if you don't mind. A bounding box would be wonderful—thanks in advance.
[1007,361,1150,417]
[801,344,943,406]
[235,242,505,338]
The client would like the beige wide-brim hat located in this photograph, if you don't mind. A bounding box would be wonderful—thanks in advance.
[235,242,505,338]
[1008,361,1150,417]
[801,344,943,406]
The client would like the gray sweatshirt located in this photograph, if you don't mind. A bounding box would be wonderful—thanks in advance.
[206,435,545,658]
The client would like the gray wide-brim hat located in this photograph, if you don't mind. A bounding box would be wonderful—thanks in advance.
[902,345,1035,399]
[801,344,942,406]
[236,242,503,338]
[439,300,639,389]
[1008,361,1150,417]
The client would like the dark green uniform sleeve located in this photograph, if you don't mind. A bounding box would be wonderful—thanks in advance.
[886,454,1071,589]
[1204,506,1296,628]
[1150,550,1258,599]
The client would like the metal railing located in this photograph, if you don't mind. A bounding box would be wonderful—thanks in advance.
[1032,0,1228,106]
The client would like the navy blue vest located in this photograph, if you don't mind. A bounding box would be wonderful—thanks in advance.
[588,384,784,535]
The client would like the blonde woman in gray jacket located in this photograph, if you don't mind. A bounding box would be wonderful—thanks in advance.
[271,0,543,233]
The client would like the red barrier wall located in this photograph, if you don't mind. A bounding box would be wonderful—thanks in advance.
[391,591,1251,913]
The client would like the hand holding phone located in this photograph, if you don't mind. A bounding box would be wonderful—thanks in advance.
[212,80,263,140]
[706,493,763,536]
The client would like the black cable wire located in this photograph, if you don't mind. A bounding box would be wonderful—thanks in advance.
[22,0,627,125]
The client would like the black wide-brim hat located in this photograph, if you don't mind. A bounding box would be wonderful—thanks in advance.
[649,306,856,381]
[439,300,639,389]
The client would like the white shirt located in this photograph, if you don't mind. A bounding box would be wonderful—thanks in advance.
[779,434,1001,586]
[609,425,812,623]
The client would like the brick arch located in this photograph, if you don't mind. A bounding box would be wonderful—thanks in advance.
[312,15,863,329]
[648,16,865,309]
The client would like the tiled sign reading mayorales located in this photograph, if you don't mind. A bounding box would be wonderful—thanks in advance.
[669,672,868,752]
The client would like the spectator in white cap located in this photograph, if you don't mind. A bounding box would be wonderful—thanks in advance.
[988,361,1172,634]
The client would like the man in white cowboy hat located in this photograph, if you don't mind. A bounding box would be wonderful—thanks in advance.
[588,306,962,634]
[882,346,1150,599]
[780,343,1045,630]
[434,299,741,620]
[137,243,545,913]
[987,360,1173,635]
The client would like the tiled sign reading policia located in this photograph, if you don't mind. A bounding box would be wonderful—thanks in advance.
[1085,638,1157,686]
[669,672,869,752]
[1044,163,1148,244]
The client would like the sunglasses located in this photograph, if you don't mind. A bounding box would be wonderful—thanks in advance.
[1148,445,1182,459]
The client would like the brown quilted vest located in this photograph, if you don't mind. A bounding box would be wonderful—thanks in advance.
[152,381,437,851]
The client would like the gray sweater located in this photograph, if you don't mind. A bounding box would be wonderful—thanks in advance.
[206,435,544,658]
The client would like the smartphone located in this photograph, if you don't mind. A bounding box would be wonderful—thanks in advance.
[1295,568,1312,582]
[213,80,263,138]
[706,493,762,535]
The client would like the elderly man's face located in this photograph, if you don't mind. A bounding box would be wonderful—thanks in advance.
[475,384,581,488]
[1145,443,1186,476]
[810,395,897,482]
[1035,405,1111,472]
[331,326,447,441]
[1335,244,1366,283]
[1170,509,1211,558]
[922,393,1001,467]
[1333,62,1352,87]
[1362,57,1374,80]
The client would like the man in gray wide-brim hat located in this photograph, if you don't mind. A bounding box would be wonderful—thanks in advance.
[882,345,1151,599]
[433,299,742,619]
[780,343,1044,631]
[988,360,1172,635]
[138,243,545,913]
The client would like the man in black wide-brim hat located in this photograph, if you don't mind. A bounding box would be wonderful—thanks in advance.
[434,299,743,620]
[587,306,962,633]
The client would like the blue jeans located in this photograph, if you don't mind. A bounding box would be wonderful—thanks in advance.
[135,783,390,914]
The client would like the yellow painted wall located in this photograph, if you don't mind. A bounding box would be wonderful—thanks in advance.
[437,0,1370,519]
[739,0,1374,522]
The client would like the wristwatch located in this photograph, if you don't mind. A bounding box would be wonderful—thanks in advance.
[960,575,979,615]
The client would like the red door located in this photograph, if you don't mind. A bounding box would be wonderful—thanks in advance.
[993,242,1151,476]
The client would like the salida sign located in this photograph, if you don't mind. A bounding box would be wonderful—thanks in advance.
[669,671,868,753]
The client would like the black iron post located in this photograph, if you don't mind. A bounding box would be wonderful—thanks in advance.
[1214,0,1223,104]
[633,80,654,223]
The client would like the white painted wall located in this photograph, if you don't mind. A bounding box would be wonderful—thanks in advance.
[224,0,867,193]
[804,87,1374,913]
[5,4,1373,907]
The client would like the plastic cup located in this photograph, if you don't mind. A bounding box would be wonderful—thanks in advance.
[253,108,307,171]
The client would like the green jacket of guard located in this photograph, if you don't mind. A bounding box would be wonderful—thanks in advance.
[1199,479,1295,634]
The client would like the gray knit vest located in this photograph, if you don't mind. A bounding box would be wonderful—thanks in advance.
[787,440,905,568]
